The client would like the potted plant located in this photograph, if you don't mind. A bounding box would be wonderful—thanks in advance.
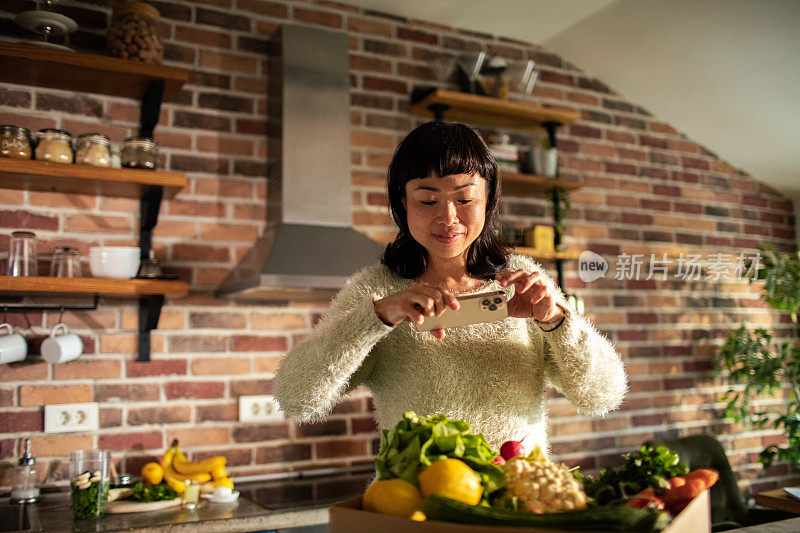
[717,245,800,468]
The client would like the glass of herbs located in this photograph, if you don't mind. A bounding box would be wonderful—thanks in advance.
[69,450,110,520]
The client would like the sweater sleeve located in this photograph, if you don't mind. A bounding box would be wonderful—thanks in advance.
[273,266,394,422]
[507,254,627,415]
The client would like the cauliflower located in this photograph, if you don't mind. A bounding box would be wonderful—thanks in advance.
[503,457,588,514]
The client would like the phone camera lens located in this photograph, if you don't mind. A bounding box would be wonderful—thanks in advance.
[482,299,490,306]
[493,297,502,304]
[489,304,497,311]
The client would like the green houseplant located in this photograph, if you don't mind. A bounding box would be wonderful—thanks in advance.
[717,245,800,468]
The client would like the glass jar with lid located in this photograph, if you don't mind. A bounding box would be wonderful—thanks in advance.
[121,137,158,170]
[35,129,73,164]
[0,125,33,159]
[75,133,111,167]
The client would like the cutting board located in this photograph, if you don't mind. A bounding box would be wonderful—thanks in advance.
[105,497,182,514]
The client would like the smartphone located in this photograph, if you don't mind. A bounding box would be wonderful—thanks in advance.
[415,290,508,332]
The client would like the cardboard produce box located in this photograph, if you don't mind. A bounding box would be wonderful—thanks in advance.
[329,490,710,533]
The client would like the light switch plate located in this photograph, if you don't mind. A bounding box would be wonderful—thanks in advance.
[239,395,284,423]
[45,402,99,433]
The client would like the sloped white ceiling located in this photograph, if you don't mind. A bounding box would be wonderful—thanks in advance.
[338,0,800,206]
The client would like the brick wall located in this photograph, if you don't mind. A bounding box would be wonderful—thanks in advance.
[1,0,798,496]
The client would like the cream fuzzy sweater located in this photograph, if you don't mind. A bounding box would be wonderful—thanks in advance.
[274,254,627,452]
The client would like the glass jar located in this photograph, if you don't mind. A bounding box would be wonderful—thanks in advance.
[7,230,37,277]
[0,125,32,159]
[121,137,158,170]
[35,128,73,164]
[50,246,82,277]
[75,133,111,167]
[107,1,164,63]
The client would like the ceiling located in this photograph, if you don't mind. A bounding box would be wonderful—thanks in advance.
[338,0,800,205]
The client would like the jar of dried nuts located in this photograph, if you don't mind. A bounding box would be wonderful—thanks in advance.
[107,1,163,63]
[75,133,111,167]
[0,125,32,159]
[35,129,73,164]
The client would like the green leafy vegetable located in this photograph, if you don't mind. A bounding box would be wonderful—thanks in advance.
[71,477,109,520]
[375,411,505,506]
[131,481,179,502]
[577,445,689,506]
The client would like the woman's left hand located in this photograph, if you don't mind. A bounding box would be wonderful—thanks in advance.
[496,269,565,323]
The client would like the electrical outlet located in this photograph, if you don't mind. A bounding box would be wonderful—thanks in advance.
[44,403,99,434]
[239,395,284,423]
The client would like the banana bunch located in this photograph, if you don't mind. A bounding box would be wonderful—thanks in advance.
[154,439,231,494]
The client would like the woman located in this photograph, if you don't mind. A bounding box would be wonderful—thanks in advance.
[274,121,626,452]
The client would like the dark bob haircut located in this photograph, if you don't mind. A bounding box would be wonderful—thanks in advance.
[382,121,508,280]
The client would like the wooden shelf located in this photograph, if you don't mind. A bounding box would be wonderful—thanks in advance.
[410,89,581,132]
[0,158,186,199]
[0,40,188,102]
[0,276,188,296]
[500,171,582,196]
[514,247,583,261]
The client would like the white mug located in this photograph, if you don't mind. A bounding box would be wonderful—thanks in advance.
[41,323,83,364]
[0,323,27,364]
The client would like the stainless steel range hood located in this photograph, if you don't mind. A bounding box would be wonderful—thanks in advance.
[217,24,384,301]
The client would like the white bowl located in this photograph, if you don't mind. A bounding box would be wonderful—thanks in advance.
[89,246,140,279]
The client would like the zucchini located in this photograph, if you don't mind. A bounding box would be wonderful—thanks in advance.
[422,495,671,532]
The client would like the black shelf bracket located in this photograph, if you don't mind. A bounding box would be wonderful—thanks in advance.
[139,186,163,262]
[140,79,165,140]
[138,294,163,362]
[427,103,450,121]
[543,121,566,292]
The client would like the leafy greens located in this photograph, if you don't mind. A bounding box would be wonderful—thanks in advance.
[578,445,689,506]
[375,411,505,505]
[131,481,179,502]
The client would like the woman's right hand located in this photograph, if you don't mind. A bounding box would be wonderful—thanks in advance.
[373,283,459,339]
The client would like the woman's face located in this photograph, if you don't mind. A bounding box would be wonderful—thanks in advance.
[404,172,487,264]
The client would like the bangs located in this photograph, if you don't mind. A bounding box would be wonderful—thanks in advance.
[393,122,496,187]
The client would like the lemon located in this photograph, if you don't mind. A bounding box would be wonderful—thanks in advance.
[211,465,228,480]
[213,477,234,489]
[418,458,482,505]
[141,462,164,485]
[369,479,423,517]
[362,481,379,511]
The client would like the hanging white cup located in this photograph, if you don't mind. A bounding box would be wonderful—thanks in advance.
[0,323,27,364]
[41,323,83,364]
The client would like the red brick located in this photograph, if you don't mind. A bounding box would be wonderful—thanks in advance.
[175,25,232,48]
[166,381,225,399]
[192,357,251,375]
[99,431,162,451]
[351,416,378,433]
[95,384,160,403]
[0,210,59,231]
[166,335,229,355]
[19,385,92,406]
[233,424,289,442]
[0,362,48,382]
[53,360,122,380]
[196,403,238,422]
[316,439,367,458]
[347,17,392,37]
[256,443,312,463]
[293,7,342,29]
[126,360,187,377]
[397,27,437,45]
[237,0,287,17]
[128,406,191,425]
[172,244,230,263]
[0,411,43,432]
[231,335,288,352]
[539,70,574,86]
[230,379,273,397]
